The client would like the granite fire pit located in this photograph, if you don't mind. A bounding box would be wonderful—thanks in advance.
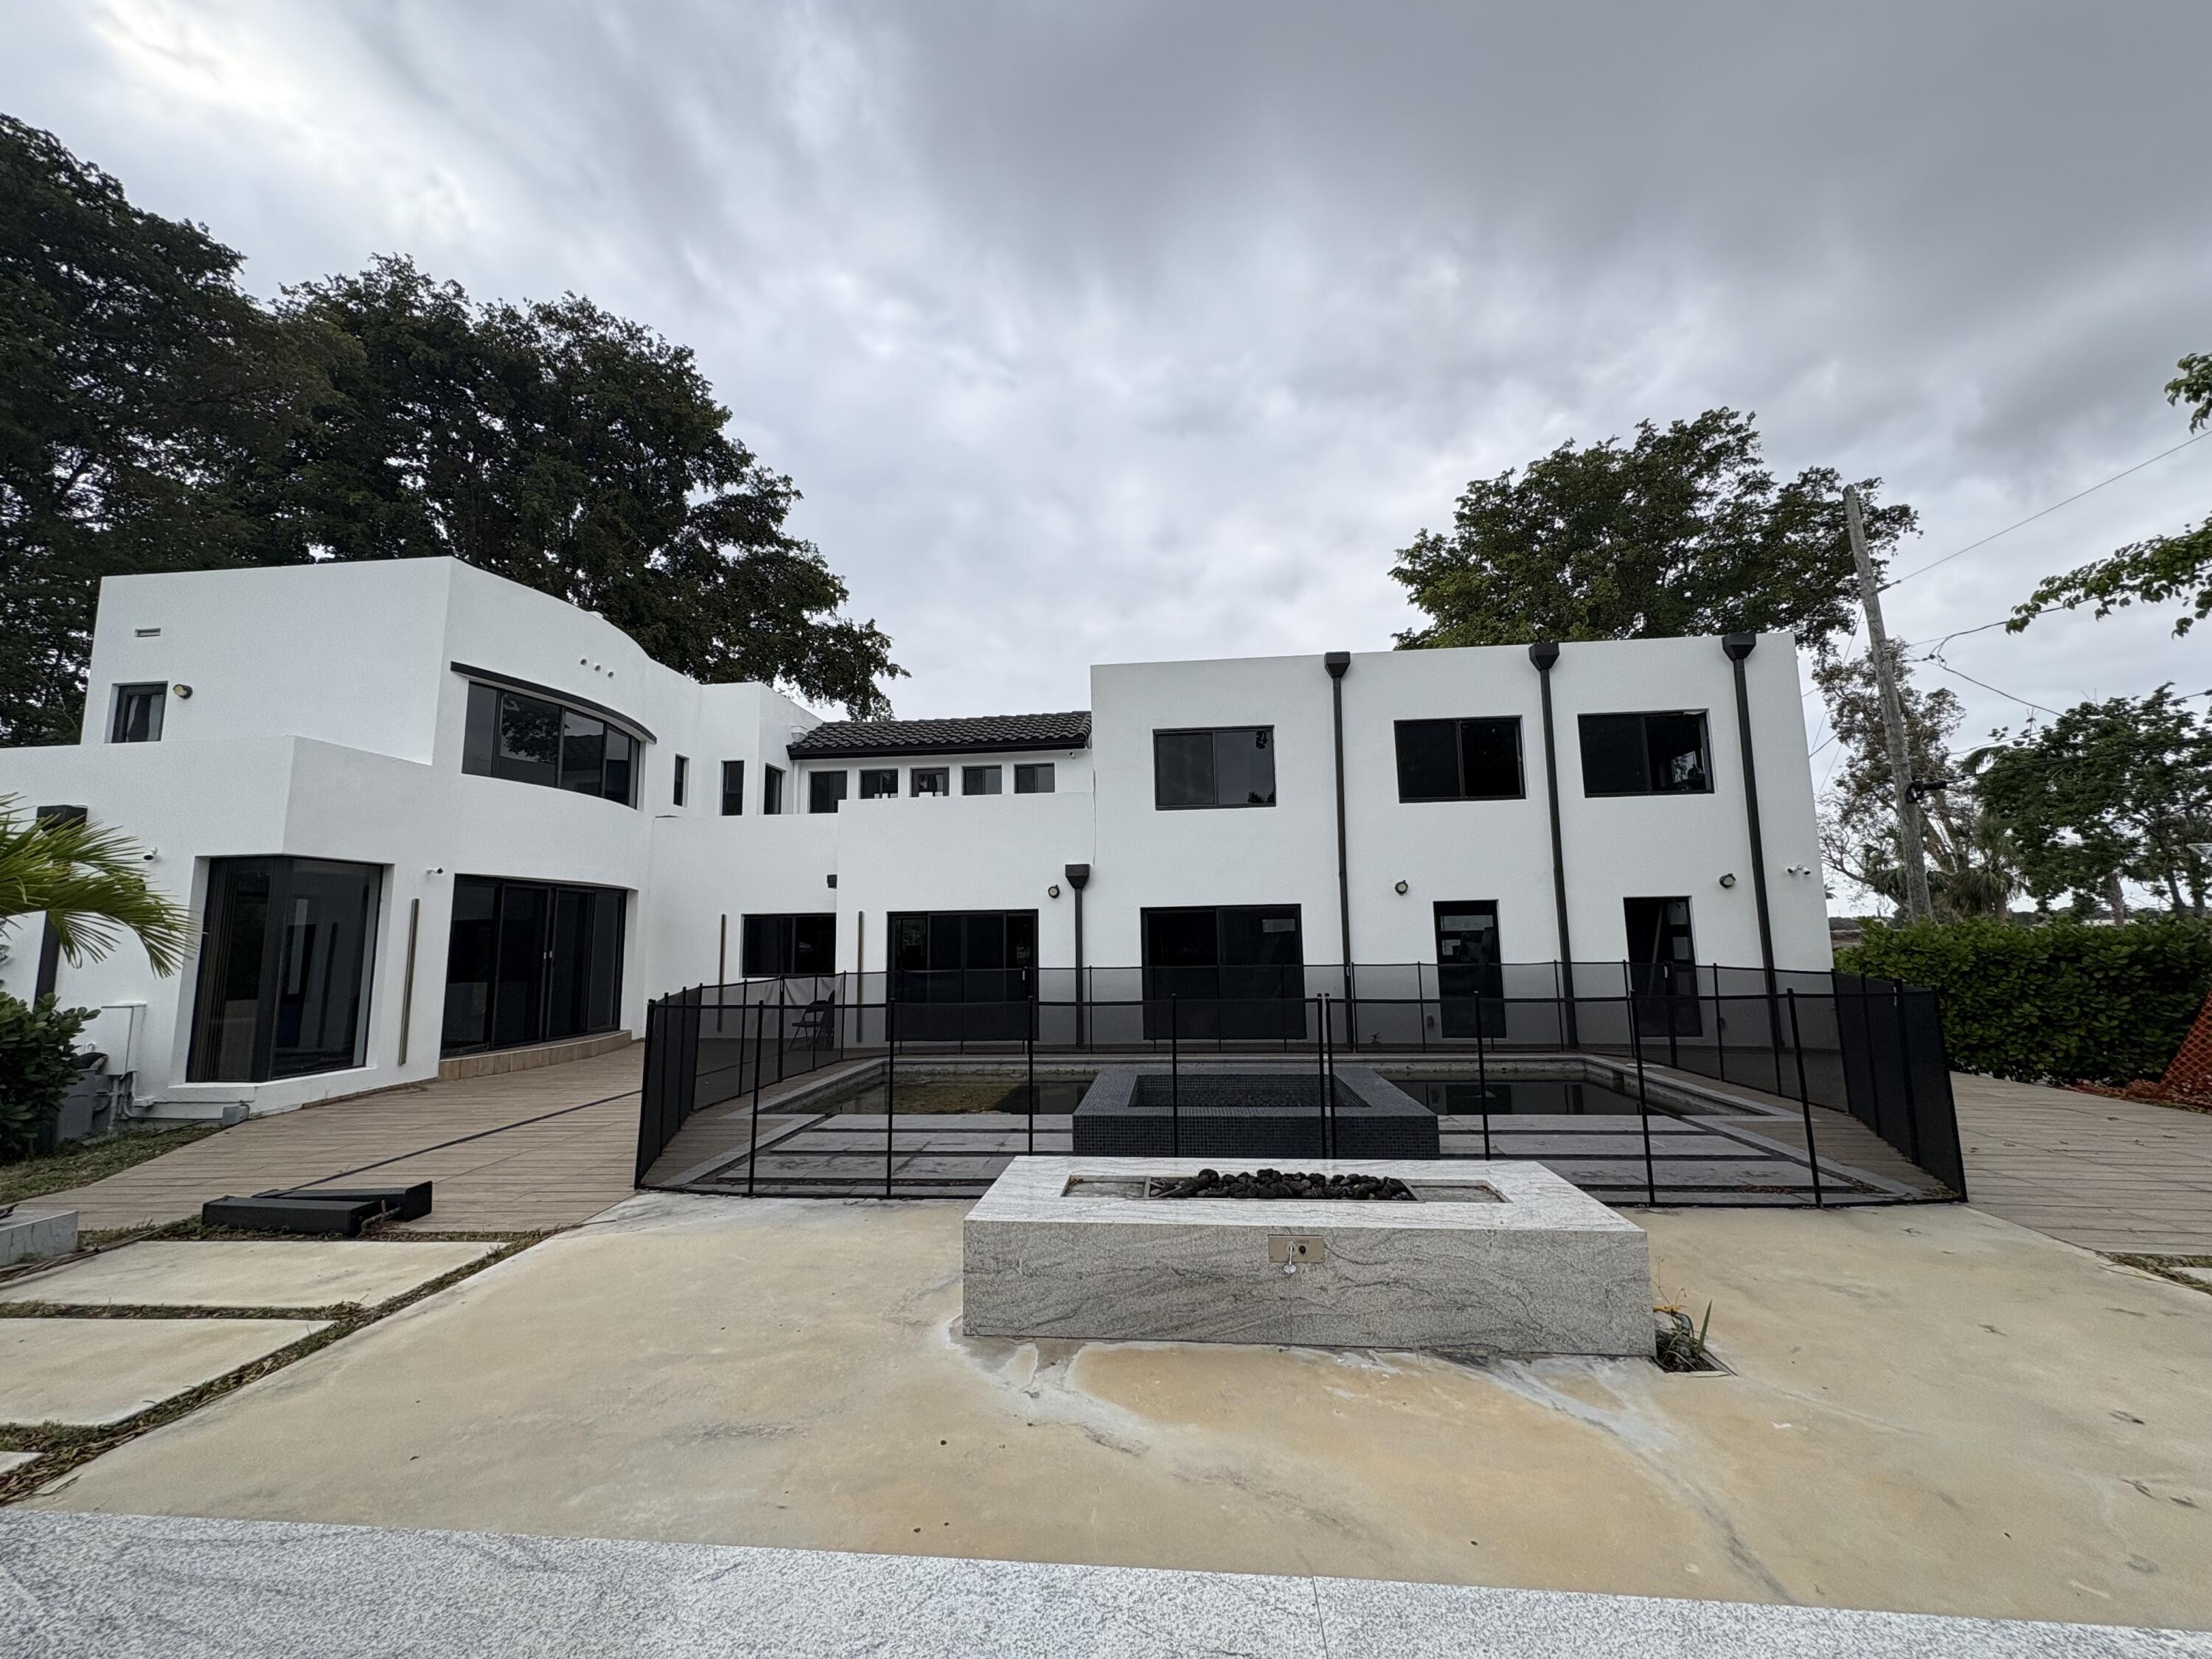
[1070,1065,1440,1161]
[962,1156,1652,1356]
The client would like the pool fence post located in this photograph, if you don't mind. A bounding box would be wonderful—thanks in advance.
[884,992,897,1200]
[1787,990,1825,1208]
[746,1000,765,1198]
[1629,984,1658,1206]
[1170,993,1180,1158]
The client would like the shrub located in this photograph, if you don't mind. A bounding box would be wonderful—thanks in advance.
[0,992,91,1161]
[1837,917,2212,1087]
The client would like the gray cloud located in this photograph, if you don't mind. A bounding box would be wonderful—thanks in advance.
[5,0,2208,782]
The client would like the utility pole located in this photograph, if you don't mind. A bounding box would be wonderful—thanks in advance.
[1845,484,1935,922]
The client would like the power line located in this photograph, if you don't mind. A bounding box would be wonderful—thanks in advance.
[1882,429,2211,591]
[1923,656,2062,718]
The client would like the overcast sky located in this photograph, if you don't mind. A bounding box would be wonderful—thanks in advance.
[7,3,2209,784]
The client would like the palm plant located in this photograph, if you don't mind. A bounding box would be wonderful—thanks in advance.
[0,797,191,976]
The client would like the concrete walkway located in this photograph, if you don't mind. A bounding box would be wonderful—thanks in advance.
[6,1512,2204,1658]
[41,1047,643,1234]
[1955,1072,2212,1255]
[27,1194,2211,1630]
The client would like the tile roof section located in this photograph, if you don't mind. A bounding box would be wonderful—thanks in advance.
[787,710,1091,759]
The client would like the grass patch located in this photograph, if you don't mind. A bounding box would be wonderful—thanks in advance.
[0,1124,223,1208]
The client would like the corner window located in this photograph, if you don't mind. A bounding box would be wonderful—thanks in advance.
[859,768,898,799]
[961,765,1002,796]
[1578,712,1711,796]
[1014,762,1056,795]
[110,683,166,743]
[673,754,689,807]
[1394,717,1523,801]
[1154,727,1275,809]
[741,913,836,975]
[809,770,849,813]
[762,765,785,814]
[721,760,744,816]
[463,681,639,807]
[911,767,950,796]
[187,858,380,1082]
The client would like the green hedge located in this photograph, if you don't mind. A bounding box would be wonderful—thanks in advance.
[1836,917,2212,1087]
[0,993,93,1162]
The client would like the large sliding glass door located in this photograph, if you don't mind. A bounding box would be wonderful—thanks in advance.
[187,858,382,1082]
[887,910,1036,1041]
[442,877,626,1056]
[1140,905,1304,1040]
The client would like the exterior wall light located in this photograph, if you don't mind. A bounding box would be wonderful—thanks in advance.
[1718,872,1738,888]
[1047,883,1062,899]
[171,684,192,698]
[1393,880,1410,895]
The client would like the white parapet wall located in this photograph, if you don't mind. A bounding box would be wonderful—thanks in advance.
[962,1156,1652,1356]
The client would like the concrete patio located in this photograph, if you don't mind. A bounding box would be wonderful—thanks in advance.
[21,1192,2211,1630]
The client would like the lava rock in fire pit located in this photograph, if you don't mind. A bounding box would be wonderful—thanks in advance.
[1152,1168,1416,1201]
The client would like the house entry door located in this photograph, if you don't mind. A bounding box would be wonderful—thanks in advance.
[1433,901,1503,1039]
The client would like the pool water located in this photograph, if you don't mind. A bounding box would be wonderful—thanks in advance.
[1385,1077,1700,1116]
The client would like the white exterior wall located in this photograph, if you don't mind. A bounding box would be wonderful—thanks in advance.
[0,559,1830,1120]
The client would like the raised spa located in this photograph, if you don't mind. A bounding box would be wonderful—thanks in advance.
[963,1156,1652,1357]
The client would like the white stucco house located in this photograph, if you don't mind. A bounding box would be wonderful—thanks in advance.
[0,557,1830,1119]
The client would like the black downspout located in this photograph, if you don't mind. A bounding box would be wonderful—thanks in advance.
[1324,652,1356,1034]
[1528,644,1577,1046]
[1065,863,1091,1048]
[1722,633,1778,999]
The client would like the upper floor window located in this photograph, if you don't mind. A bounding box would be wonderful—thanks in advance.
[859,768,898,799]
[110,683,166,744]
[911,767,950,796]
[463,681,638,806]
[1579,712,1711,796]
[809,770,848,813]
[762,765,785,814]
[1155,727,1274,810]
[962,765,1002,796]
[1014,762,1056,795]
[721,760,744,816]
[1395,717,1523,802]
[673,754,689,807]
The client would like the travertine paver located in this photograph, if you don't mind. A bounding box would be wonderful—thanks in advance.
[1,1318,327,1426]
[0,1242,495,1311]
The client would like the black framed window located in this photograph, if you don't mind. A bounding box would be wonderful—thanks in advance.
[187,858,381,1082]
[463,681,639,806]
[888,911,1037,1000]
[1394,718,1523,801]
[762,765,785,814]
[741,913,837,976]
[441,877,626,1056]
[911,767,950,796]
[1578,712,1712,796]
[859,768,898,799]
[1154,727,1275,809]
[962,765,1002,796]
[721,761,744,815]
[111,683,166,743]
[673,755,689,807]
[1138,903,1302,1037]
[1014,762,1055,794]
[809,770,848,813]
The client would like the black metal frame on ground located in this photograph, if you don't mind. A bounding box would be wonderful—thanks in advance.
[634,961,1966,1207]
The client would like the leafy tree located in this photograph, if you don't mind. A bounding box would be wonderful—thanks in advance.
[1391,408,1918,652]
[0,797,190,974]
[279,259,902,716]
[1967,689,2212,919]
[0,114,340,744]
[1813,649,2018,918]
[2013,352,2212,638]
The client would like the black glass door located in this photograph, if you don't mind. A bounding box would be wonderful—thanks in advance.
[1433,901,1504,1039]
[1625,895,1701,1036]
[1141,905,1303,1040]
[442,877,627,1056]
[887,910,1037,1040]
